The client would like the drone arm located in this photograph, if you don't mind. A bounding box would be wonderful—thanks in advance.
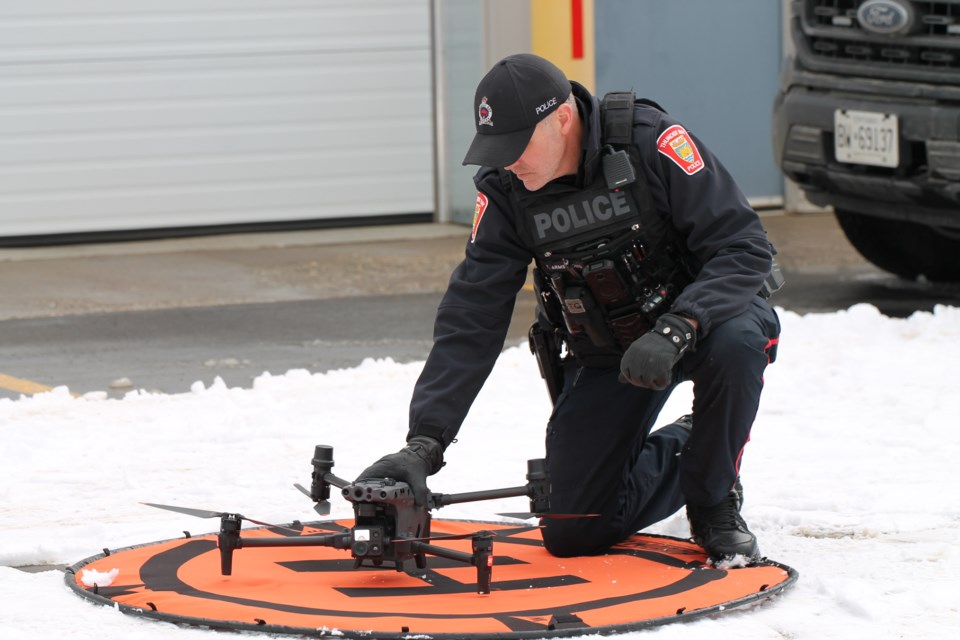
[430,485,529,509]
[218,528,352,575]
[407,540,472,563]
[430,459,549,513]
[323,472,351,490]
[235,532,352,550]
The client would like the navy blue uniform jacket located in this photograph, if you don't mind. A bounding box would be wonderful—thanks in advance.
[409,83,774,448]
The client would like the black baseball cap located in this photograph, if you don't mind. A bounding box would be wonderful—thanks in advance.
[462,53,572,167]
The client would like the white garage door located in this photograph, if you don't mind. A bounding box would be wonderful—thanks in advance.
[0,0,433,240]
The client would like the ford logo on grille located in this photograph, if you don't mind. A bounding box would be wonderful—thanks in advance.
[857,0,914,36]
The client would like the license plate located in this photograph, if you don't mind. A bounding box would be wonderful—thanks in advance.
[834,109,899,168]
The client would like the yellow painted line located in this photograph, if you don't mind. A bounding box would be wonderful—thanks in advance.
[0,373,77,397]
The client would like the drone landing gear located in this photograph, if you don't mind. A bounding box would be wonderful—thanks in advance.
[403,532,495,594]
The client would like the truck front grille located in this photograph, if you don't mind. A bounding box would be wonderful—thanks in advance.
[801,1,960,77]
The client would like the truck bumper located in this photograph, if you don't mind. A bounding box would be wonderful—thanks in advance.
[772,64,960,229]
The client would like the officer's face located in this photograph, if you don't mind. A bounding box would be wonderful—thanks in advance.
[504,104,577,191]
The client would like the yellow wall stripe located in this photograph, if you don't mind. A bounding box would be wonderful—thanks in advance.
[530,0,596,92]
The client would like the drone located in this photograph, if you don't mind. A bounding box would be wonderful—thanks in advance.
[144,445,581,594]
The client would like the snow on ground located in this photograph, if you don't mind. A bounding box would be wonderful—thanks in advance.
[1,304,958,639]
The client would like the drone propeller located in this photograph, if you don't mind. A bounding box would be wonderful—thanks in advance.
[497,511,600,521]
[141,502,300,534]
[142,503,229,519]
[294,483,331,516]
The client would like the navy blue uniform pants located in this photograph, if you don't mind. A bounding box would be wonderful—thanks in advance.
[541,297,780,557]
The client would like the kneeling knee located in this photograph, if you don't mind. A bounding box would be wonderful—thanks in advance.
[541,521,615,558]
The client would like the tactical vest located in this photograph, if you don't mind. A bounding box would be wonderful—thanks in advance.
[503,92,700,368]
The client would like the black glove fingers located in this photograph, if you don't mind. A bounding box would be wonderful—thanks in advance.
[355,436,445,508]
[619,313,696,390]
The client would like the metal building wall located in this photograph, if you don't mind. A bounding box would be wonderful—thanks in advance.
[595,0,784,204]
[0,0,433,239]
[435,0,532,226]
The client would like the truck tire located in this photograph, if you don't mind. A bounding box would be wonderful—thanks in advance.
[834,209,960,283]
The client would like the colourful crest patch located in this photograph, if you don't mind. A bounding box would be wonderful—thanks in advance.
[657,124,704,175]
[471,192,489,243]
[478,97,493,127]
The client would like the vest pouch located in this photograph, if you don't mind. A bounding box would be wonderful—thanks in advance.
[582,258,631,306]
[536,270,623,369]
[607,308,652,349]
[560,286,615,348]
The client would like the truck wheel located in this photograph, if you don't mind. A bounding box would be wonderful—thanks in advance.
[834,209,960,283]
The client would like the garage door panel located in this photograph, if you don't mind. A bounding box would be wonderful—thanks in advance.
[0,146,432,193]
[0,52,431,137]
[0,121,428,165]
[0,74,430,135]
[0,1,432,237]
[0,53,431,108]
[0,171,432,236]
[0,1,427,61]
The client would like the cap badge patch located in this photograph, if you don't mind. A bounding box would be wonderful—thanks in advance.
[471,192,489,243]
[657,125,704,175]
[478,97,493,127]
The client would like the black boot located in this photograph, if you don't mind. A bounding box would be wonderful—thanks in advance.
[686,479,760,562]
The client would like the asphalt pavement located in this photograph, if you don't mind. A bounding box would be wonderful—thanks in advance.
[1,211,958,400]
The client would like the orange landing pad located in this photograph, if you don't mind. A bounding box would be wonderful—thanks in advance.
[67,519,797,638]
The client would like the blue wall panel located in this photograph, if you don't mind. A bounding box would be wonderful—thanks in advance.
[595,0,782,202]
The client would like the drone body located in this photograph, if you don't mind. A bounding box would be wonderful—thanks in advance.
[146,444,552,594]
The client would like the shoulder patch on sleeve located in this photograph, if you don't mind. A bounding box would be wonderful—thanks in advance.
[471,192,489,243]
[656,124,704,176]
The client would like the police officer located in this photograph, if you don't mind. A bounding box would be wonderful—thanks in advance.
[358,54,781,563]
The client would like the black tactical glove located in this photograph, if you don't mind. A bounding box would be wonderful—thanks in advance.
[355,435,444,507]
[619,313,697,390]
